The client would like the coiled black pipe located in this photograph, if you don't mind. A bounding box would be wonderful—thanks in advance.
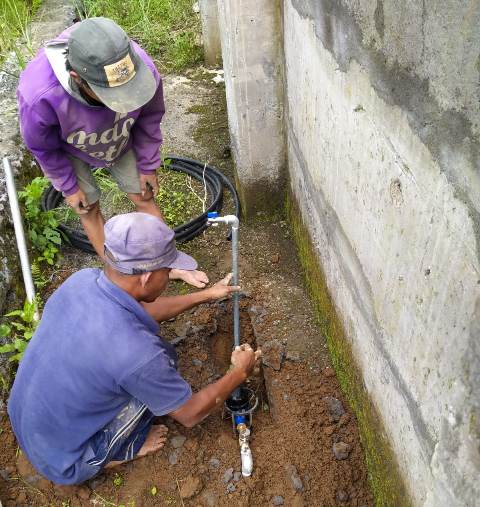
[41,155,241,254]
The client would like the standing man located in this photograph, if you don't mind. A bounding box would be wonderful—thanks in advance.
[8,213,261,485]
[17,17,207,287]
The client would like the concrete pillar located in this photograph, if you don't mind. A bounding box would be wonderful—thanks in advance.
[217,0,286,216]
[199,0,222,66]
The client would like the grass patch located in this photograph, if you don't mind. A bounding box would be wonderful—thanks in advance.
[286,191,411,507]
[0,0,41,65]
[81,0,203,72]
[54,165,206,230]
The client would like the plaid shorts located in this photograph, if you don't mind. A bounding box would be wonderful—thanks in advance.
[76,398,154,483]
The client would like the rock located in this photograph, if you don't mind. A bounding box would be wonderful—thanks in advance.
[209,457,221,470]
[262,339,285,371]
[0,468,10,480]
[201,489,219,507]
[222,467,234,483]
[336,489,350,502]
[284,464,304,492]
[285,351,301,363]
[233,471,242,482]
[272,495,285,505]
[271,253,280,264]
[192,358,203,367]
[171,435,187,449]
[333,442,351,460]
[323,366,335,377]
[226,483,236,493]
[169,449,181,465]
[323,396,345,422]
[180,475,202,499]
[173,320,192,337]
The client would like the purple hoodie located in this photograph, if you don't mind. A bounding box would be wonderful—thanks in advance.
[17,25,165,196]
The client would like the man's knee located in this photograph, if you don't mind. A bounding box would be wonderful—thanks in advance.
[128,193,156,211]
[79,200,101,219]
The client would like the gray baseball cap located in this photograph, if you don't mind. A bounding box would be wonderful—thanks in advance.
[68,17,157,113]
[104,213,198,275]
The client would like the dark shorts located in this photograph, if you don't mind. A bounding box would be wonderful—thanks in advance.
[76,398,154,483]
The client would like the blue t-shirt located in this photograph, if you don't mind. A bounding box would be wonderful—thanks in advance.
[8,268,191,484]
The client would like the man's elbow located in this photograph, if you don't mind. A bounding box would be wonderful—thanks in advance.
[169,406,204,428]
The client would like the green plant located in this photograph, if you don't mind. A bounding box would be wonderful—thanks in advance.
[113,473,124,487]
[0,0,41,66]
[0,299,38,362]
[19,176,62,266]
[81,0,202,72]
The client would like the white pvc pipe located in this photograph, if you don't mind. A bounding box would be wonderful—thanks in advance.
[3,157,38,320]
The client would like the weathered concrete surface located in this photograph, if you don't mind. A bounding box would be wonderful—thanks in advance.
[217,0,286,216]
[283,0,480,505]
[199,0,222,66]
[0,1,75,312]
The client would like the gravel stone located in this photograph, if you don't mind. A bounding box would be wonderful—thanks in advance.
[336,489,350,502]
[284,464,304,492]
[192,358,203,366]
[171,435,187,448]
[226,483,236,493]
[222,467,234,483]
[233,471,242,482]
[272,495,285,505]
[262,339,285,371]
[323,396,345,422]
[333,442,351,460]
[168,449,181,465]
[209,457,221,470]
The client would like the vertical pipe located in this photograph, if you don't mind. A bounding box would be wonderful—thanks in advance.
[3,157,38,319]
[231,221,240,348]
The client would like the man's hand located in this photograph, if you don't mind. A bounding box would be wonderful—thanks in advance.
[140,172,159,198]
[231,344,262,377]
[170,269,209,288]
[64,188,90,215]
[204,273,240,301]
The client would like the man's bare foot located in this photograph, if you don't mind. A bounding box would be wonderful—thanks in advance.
[137,424,168,457]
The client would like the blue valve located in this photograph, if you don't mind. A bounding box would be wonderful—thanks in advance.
[207,211,218,218]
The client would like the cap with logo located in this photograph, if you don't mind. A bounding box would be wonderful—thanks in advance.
[104,213,198,275]
[68,17,157,113]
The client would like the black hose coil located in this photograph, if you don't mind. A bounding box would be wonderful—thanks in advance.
[41,155,241,254]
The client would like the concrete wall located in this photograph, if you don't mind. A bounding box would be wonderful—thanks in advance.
[283,0,480,505]
[199,0,222,66]
[217,0,286,215]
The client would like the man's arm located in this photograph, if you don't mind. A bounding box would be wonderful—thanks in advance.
[142,273,239,321]
[169,345,261,428]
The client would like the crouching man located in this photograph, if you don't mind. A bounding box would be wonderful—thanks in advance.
[7,212,261,485]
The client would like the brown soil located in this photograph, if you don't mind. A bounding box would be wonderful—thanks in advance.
[0,68,374,506]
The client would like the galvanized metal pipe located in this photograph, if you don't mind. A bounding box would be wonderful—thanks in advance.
[3,157,38,319]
